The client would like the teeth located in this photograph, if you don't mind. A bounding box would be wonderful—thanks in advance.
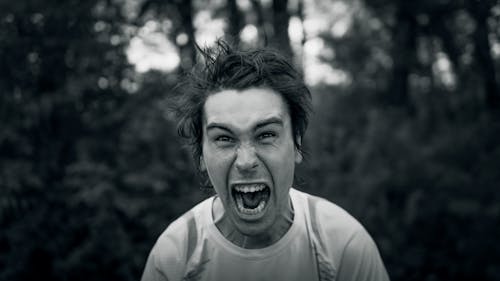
[236,196,266,215]
[234,183,266,193]
[233,183,268,215]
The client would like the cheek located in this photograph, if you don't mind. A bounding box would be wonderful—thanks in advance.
[263,144,296,188]
[203,147,235,190]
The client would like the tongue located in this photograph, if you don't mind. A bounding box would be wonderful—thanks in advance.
[242,191,265,209]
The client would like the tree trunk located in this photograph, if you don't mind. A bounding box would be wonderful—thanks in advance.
[250,0,268,46]
[226,0,244,44]
[467,0,499,109]
[271,0,293,59]
[388,6,416,111]
[177,0,196,72]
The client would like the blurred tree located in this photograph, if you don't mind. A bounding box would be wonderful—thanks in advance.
[362,0,499,112]
[175,0,196,71]
[0,0,201,280]
[137,0,196,71]
[1,0,132,278]
[250,0,269,45]
[389,2,416,108]
[270,0,293,58]
[302,1,500,281]
[466,0,499,108]
[226,0,244,44]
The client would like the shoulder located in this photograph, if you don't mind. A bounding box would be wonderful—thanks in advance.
[154,196,211,260]
[143,197,213,281]
[293,189,364,241]
[293,190,389,281]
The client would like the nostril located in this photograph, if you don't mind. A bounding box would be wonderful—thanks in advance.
[235,147,259,171]
[235,158,258,171]
[236,162,258,172]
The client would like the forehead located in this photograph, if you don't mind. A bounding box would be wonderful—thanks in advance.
[203,88,290,129]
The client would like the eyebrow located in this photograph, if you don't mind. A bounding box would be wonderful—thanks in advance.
[255,117,283,129]
[206,116,284,132]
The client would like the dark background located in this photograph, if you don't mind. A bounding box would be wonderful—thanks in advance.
[1,0,499,280]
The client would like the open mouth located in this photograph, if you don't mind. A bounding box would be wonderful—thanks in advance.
[232,183,270,215]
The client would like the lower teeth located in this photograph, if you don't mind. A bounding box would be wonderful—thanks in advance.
[236,196,266,215]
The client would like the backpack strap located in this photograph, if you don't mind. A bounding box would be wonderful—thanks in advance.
[182,205,210,281]
[185,212,198,262]
[307,196,337,281]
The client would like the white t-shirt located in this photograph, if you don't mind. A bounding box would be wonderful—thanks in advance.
[141,188,390,281]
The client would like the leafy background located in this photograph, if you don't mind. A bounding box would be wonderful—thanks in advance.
[1,0,499,280]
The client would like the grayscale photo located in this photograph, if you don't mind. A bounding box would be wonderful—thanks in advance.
[1,0,499,281]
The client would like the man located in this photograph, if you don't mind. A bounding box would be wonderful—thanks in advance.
[141,40,390,281]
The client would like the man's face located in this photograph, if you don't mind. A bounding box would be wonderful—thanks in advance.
[201,87,302,236]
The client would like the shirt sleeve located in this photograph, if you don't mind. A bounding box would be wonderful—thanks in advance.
[141,246,169,281]
[336,228,390,281]
[140,226,186,281]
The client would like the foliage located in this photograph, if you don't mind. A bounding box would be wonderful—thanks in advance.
[0,1,203,280]
[299,86,500,281]
[299,1,500,279]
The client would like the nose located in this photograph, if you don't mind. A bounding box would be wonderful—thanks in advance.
[235,144,258,172]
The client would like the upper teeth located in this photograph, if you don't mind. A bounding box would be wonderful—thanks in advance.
[234,184,266,193]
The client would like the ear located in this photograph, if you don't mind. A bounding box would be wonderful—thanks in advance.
[199,156,206,172]
[295,137,303,164]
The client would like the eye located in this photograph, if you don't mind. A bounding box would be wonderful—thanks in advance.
[257,131,277,141]
[214,135,234,143]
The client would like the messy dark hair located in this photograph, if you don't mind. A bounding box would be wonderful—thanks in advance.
[174,39,312,173]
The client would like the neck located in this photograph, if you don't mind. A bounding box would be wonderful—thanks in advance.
[212,196,294,249]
